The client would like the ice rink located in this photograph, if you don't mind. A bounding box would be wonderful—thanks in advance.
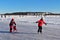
[0,15,60,40]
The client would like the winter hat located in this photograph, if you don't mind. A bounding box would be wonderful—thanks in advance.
[12,18,14,20]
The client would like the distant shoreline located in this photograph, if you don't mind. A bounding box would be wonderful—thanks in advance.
[0,12,60,16]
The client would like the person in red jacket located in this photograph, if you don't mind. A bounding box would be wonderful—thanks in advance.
[36,17,47,33]
[9,18,17,32]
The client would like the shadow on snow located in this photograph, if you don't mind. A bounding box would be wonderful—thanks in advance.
[0,31,37,34]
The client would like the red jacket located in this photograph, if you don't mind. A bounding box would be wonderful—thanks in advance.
[37,19,46,26]
[9,20,16,26]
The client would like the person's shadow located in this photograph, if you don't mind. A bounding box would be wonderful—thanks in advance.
[0,31,37,34]
[0,31,10,33]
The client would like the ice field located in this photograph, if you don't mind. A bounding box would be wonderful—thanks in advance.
[0,15,60,40]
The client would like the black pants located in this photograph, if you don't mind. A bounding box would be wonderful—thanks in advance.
[38,26,42,33]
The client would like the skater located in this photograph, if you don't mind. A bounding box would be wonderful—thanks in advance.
[9,18,17,32]
[36,17,47,33]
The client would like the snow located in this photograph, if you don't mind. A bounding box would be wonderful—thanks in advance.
[0,15,60,40]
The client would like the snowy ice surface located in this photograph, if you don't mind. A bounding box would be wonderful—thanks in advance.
[0,15,60,40]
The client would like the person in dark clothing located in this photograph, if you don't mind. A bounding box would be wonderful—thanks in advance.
[36,17,47,33]
[9,18,17,32]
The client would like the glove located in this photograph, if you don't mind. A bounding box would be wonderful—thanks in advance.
[36,21,38,23]
[45,23,47,25]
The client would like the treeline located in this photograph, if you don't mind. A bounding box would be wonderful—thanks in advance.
[45,13,60,16]
[4,12,27,15]
[4,12,45,15]
[2,12,60,16]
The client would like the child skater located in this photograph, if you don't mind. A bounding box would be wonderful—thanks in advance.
[9,18,17,32]
[36,17,47,33]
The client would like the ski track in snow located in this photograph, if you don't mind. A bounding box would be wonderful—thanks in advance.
[0,15,60,40]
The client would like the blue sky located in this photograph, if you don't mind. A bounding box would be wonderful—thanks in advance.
[0,0,60,14]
